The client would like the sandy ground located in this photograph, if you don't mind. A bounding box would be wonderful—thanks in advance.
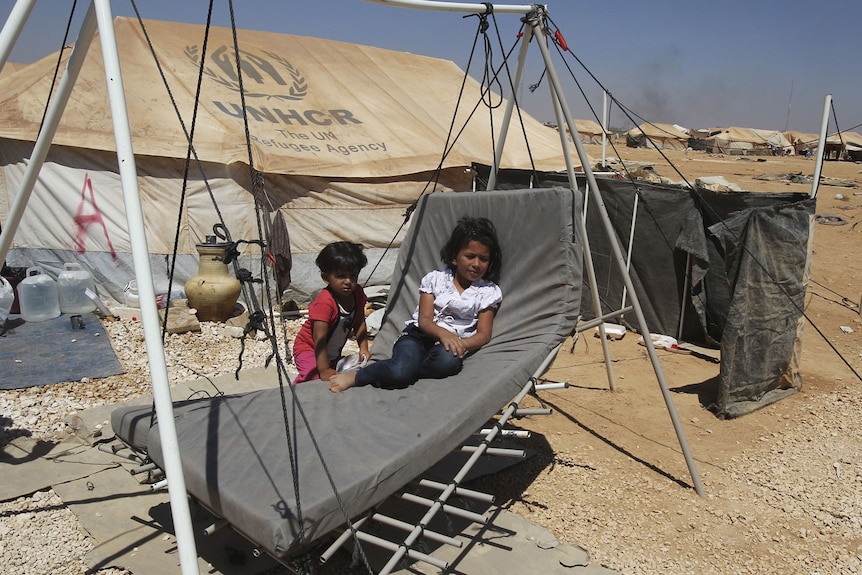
[2,141,861,574]
[459,142,862,573]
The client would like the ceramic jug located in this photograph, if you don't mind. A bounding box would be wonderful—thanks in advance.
[184,237,241,322]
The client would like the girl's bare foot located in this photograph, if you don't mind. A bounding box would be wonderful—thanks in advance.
[329,371,356,392]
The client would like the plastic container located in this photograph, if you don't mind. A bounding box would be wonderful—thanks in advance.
[124,280,140,308]
[18,267,61,322]
[57,263,97,314]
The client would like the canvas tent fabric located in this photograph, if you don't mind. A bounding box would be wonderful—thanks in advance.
[111,186,583,558]
[625,123,690,150]
[0,17,580,304]
[565,118,605,144]
[699,127,792,155]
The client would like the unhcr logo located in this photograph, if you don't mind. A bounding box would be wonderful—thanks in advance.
[184,45,307,101]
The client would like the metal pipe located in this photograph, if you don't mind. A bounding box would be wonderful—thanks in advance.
[365,0,538,14]
[810,94,832,199]
[478,428,531,438]
[93,1,200,571]
[371,513,463,547]
[459,446,526,457]
[399,493,488,524]
[601,90,608,166]
[417,479,495,503]
[576,306,634,332]
[203,518,228,536]
[0,0,36,73]
[529,13,705,498]
[513,408,551,416]
[485,20,533,191]
[320,516,370,563]
[353,530,449,570]
[534,382,568,390]
[538,21,616,391]
[0,2,97,263]
[620,192,639,314]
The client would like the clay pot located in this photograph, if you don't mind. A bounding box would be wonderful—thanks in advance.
[185,241,241,322]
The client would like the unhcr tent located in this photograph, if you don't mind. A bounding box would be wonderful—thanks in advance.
[700,127,792,155]
[0,17,579,304]
[626,122,690,150]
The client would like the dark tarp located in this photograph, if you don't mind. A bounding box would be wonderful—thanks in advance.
[700,193,814,417]
[112,187,583,558]
[477,164,815,417]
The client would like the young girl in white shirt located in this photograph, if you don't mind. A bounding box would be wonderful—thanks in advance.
[329,217,502,392]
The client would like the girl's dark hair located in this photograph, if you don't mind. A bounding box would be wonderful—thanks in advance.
[440,216,502,283]
[316,241,367,274]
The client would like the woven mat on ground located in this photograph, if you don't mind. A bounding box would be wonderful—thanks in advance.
[0,312,122,389]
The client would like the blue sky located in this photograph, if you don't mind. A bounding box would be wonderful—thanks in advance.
[2,0,859,134]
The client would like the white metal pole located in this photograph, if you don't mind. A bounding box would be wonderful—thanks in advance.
[676,253,691,341]
[528,11,705,498]
[366,0,537,14]
[601,90,608,167]
[0,2,97,264]
[485,19,532,191]
[0,0,36,73]
[542,25,616,391]
[810,94,831,199]
[92,1,200,573]
[619,192,638,313]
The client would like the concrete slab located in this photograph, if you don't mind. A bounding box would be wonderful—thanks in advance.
[0,437,119,501]
[54,466,284,575]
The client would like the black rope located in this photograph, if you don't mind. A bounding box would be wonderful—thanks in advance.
[36,1,78,132]
[128,0,234,340]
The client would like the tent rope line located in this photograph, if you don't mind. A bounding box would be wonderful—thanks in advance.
[125,5,379,572]
[226,1,384,570]
[365,11,538,288]
[34,0,78,133]
[539,18,700,325]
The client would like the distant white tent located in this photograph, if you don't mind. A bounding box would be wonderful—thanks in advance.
[626,122,690,150]
[0,17,581,304]
[701,127,792,155]
[568,118,605,144]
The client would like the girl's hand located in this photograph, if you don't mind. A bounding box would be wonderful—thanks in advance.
[438,331,466,357]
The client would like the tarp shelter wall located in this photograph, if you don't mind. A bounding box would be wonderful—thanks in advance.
[494,168,814,418]
[0,17,580,304]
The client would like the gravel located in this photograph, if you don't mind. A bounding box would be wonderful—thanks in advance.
[1,314,861,575]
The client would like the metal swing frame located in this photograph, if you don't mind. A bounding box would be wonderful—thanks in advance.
[0,2,705,575]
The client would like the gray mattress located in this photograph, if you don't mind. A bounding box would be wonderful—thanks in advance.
[111,187,583,558]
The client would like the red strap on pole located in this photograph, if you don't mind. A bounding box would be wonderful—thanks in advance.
[554,29,569,52]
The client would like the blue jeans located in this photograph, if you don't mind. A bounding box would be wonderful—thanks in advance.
[355,325,463,389]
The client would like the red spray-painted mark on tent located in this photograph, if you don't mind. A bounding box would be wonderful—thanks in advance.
[74,173,117,259]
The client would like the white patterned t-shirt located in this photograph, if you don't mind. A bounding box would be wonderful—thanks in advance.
[408,268,502,338]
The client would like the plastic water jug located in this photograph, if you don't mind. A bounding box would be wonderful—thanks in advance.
[57,263,96,314]
[18,267,61,322]
[124,280,140,308]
